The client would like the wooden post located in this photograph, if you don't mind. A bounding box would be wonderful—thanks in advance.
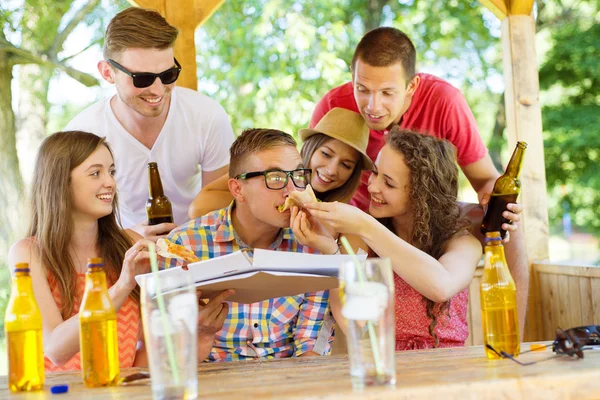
[501,15,549,341]
[130,0,225,90]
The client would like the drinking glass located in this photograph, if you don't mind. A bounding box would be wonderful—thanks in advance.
[339,258,396,389]
[140,274,198,400]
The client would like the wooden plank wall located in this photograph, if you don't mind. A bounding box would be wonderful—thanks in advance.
[535,262,600,340]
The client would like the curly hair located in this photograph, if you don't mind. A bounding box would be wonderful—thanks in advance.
[383,127,470,347]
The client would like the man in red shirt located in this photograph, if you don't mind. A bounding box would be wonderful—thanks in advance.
[311,27,529,334]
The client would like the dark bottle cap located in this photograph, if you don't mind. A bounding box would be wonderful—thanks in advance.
[87,257,104,268]
[50,384,69,394]
[14,262,30,273]
[484,232,502,242]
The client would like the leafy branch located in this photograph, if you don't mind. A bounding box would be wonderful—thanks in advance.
[0,37,98,86]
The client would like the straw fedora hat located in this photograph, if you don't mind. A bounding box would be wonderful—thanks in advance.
[298,108,374,170]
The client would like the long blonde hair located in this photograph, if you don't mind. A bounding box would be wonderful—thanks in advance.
[28,131,136,319]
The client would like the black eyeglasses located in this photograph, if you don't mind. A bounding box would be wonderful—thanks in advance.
[235,168,311,190]
[486,325,600,366]
[107,58,182,88]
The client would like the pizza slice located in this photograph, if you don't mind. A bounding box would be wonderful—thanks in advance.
[278,184,318,213]
[156,238,200,263]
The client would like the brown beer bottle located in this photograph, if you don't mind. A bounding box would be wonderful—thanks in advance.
[146,162,174,225]
[481,141,527,238]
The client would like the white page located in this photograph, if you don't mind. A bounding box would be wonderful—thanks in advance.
[252,249,367,277]
[135,250,253,288]
[135,249,366,298]
[186,250,253,282]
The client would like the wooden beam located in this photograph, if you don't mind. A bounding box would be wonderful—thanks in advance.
[195,0,226,28]
[166,0,199,90]
[501,15,549,342]
[478,0,507,19]
[128,0,226,90]
[508,0,535,15]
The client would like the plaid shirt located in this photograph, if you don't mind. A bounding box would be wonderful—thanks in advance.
[163,203,332,362]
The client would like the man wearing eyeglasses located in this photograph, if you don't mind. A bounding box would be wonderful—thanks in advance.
[65,7,234,239]
[162,128,333,362]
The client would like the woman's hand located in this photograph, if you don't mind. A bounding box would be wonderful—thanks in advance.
[303,201,372,236]
[118,239,154,292]
[290,206,338,254]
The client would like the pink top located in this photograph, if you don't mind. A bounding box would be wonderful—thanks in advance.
[44,273,140,372]
[393,273,469,350]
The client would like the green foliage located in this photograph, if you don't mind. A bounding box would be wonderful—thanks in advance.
[0,263,10,339]
[197,0,499,140]
[196,0,360,136]
[540,22,600,105]
[539,4,600,235]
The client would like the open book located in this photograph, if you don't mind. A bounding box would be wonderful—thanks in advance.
[135,249,367,304]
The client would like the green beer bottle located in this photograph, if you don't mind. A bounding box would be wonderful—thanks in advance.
[146,162,174,225]
[481,142,527,238]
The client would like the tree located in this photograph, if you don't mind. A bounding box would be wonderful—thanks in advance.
[196,0,499,141]
[538,2,600,235]
[0,0,124,260]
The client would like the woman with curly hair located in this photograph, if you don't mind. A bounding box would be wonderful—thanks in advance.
[301,127,482,350]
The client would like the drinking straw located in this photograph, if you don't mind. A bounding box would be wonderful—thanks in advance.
[339,236,384,376]
[147,242,180,386]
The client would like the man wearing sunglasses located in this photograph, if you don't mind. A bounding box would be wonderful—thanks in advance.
[162,128,333,362]
[65,7,234,240]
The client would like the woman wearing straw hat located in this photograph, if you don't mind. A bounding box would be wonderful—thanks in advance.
[298,107,373,203]
[188,107,373,218]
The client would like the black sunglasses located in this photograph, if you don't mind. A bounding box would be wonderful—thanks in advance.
[107,58,182,88]
[487,325,600,366]
[235,168,311,190]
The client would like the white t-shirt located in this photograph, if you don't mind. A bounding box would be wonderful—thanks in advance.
[65,87,235,228]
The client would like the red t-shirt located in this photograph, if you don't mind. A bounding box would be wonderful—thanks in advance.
[310,73,488,211]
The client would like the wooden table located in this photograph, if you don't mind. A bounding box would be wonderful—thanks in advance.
[2,345,600,399]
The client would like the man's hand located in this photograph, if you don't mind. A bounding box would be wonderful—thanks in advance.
[480,195,524,242]
[131,221,178,242]
[197,289,234,339]
[195,289,234,361]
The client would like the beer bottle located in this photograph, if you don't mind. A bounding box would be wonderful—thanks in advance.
[481,141,527,238]
[480,232,520,359]
[79,258,120,387]
[5,264,44,392]
[146,162,174,225]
